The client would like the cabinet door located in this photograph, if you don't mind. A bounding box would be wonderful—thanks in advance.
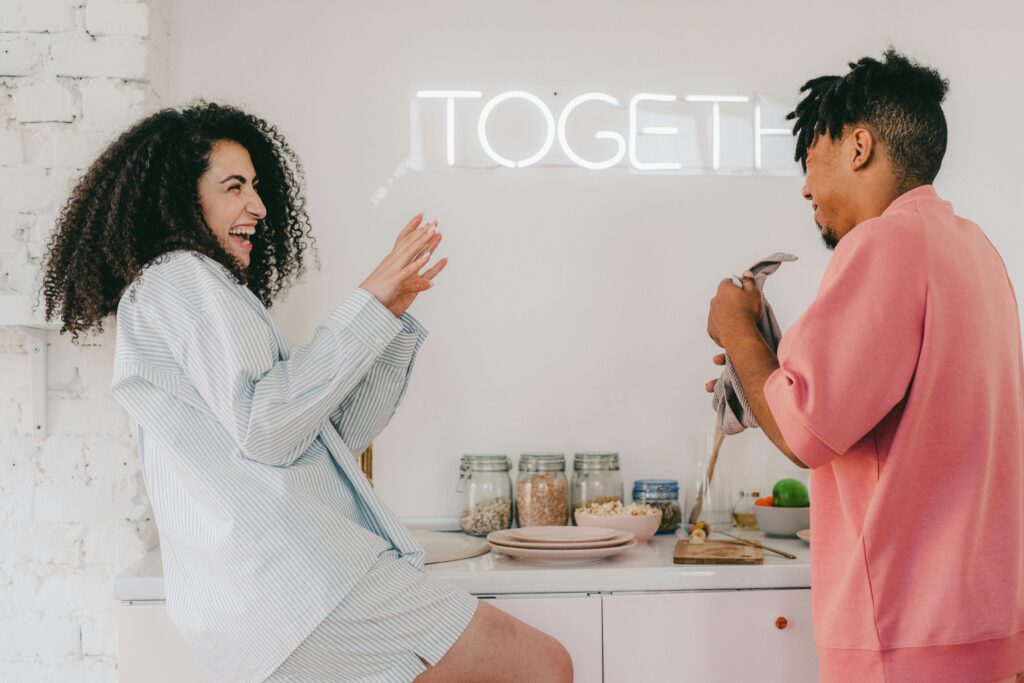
[602,589,818,683]
[118,603,214,683]
[486,594,603,683]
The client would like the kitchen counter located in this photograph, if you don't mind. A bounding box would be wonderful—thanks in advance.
[114,530,810,601]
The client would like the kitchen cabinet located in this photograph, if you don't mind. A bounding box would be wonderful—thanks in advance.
[486,594,603,683]
[602,589,817,682]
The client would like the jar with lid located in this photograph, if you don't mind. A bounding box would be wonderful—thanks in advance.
[632,479,683,533]
[457,454,513,536]
[733,489,762,530]
[516,453,569,527]
[570,452,624,519]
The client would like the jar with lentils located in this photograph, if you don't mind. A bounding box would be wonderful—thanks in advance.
[516,453,569,527]
[632,479,683,533]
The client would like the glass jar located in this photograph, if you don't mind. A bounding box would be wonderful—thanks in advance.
[516,453,569,527]
[457,454,513,536]
[632,479,683,534]
[733,489,762,530]
[570,452,624,519]
[685,433,734,527]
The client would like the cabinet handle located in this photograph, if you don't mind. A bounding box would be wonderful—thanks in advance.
[774,617,789,630]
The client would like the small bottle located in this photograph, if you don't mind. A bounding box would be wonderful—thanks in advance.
[733,489,762,530]
[516,453,569,527]
[457,455,513,536]
[632,480,683,533]
[570,452,624,520]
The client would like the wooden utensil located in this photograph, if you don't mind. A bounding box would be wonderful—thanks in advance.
[688,425,725,524]
[713,530,797,559]
[673,539,762,565]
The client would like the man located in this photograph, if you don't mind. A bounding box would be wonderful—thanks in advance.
[706,49,1024,683]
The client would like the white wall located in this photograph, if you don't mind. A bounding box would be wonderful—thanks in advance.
[167,0,1024,519]
[0,1,167,680]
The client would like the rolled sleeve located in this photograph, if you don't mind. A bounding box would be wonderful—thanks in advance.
[764,368,843,469]
[329,288,404,355]
[762,217,927,467]
[378,312,429,367]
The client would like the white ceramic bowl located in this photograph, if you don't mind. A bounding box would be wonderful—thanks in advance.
[753,505,810,537]
[574,509,661,543]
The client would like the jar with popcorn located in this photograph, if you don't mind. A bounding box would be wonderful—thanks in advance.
[570,452,624,518]
[457,454,513,536]
[516,453,569,527]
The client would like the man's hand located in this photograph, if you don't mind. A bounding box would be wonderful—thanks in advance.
[705,353,726,393]
[707,272,763,348]
[704,271,806,468]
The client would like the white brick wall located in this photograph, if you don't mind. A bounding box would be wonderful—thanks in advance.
[0,1,167,680]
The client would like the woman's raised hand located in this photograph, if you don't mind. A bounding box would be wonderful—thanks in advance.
[359,213,448,318]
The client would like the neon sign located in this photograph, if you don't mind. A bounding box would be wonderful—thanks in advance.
[412,89,796,174]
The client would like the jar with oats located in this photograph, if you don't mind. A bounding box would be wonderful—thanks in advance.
[516,453,569,527]
[457,454,513,536]
[570,452,624,520]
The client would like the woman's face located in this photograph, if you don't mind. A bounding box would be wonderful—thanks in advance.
[198,139,267,268]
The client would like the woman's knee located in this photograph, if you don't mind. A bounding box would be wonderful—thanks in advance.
[540,635,573,683]
[513,625,573,682]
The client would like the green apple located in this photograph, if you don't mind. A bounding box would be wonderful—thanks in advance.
[772,478,810,507]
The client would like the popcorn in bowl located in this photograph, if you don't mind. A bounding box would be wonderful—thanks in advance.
[574,500,662,543]
[577,500,657,517]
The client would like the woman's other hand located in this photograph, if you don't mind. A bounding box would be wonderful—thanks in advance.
[359,213,448,317]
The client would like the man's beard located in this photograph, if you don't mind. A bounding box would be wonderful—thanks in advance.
[817,222,838,251]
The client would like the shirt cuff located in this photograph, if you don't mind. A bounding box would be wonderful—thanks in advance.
[378,312,429,366]
[325,289,404,356]
[763,368,840,469]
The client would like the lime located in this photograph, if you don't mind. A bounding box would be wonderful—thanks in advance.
[772,478,810,507]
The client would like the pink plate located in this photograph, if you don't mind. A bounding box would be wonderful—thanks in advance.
[488,529,634,550]
[509,526,618,544]
[489,538,638,561]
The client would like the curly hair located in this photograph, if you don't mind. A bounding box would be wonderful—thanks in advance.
[787,48,950,190]
[41,101,316,340]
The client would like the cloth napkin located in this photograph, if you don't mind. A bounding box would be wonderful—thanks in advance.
[712,252,798,435]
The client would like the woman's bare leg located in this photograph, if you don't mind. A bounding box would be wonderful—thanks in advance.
[415,601,573,683]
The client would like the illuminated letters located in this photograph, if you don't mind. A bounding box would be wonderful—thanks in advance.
[416,89,794,173]
[415,90,483,166]
[556,93,626,171]
[477,91,555,168]
[628,93,682,171]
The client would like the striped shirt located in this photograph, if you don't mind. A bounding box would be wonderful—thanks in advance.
[111,250,428,682]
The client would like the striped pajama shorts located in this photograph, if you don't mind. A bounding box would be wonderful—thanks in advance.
[266,550,478,683]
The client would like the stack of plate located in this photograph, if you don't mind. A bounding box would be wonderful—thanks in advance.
[487,526,637,561]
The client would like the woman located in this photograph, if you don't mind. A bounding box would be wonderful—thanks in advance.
[41,102,571,683]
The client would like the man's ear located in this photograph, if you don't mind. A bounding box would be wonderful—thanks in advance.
[850,126,875,172]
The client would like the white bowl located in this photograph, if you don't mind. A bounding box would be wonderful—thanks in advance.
[753,505,810,537]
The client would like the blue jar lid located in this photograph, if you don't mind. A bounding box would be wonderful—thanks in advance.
[632,479,679,496]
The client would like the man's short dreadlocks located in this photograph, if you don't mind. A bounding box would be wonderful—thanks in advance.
[787,48,950,190]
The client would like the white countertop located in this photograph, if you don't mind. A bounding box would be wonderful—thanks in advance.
[114,530,810,602]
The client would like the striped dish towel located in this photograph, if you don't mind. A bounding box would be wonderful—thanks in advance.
[713,252,797,435]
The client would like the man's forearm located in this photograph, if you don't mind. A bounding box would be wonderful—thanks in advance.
[726,333,808,468]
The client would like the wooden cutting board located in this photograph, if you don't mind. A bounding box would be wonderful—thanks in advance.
[674,539,763,564]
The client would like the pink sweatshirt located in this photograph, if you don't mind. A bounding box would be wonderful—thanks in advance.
[764,185,1024,682]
